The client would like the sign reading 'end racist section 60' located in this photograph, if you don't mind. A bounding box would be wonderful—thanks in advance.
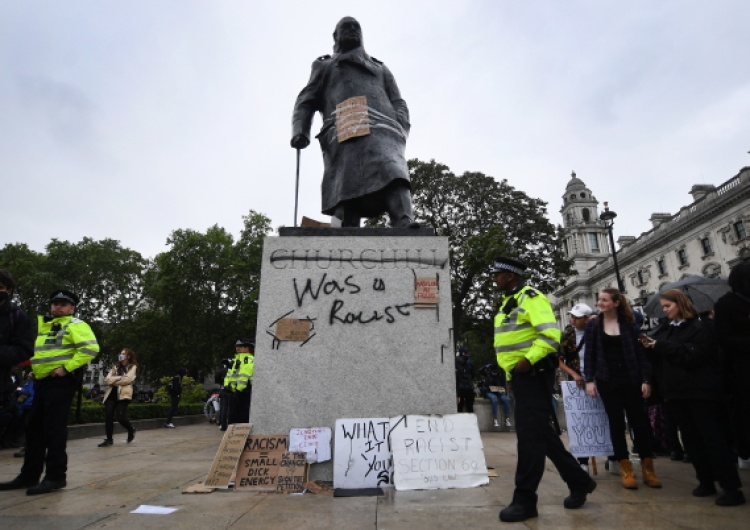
[389,414,489,491]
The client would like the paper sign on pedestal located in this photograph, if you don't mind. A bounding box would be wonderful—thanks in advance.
[389,414,488,491]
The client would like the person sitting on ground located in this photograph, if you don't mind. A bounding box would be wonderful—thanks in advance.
[480,363,511,428]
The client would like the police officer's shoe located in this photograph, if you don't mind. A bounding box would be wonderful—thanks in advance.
[564,478,597,509]
[499,503,538,522]
[26,479,66,495]
[0,475,39,490]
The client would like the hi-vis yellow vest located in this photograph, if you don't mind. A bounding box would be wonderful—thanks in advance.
[225,353,254,392]
[32,315,99,379]
[494,286,560,379]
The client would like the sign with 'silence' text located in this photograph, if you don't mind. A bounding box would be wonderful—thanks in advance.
[389,414,488,491]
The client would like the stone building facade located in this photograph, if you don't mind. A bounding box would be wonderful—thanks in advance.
[551,166,750,325]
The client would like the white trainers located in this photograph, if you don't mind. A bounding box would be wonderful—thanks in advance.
[580,463,589,474]
[608,460,620,475]
[504,418,512,427]
[164,423,175,429]
[493,419,499,427]
[739,457,750,470]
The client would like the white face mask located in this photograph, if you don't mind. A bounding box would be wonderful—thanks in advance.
[118,354,126,362]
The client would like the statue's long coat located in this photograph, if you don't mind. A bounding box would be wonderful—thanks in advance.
[292,48,411,216]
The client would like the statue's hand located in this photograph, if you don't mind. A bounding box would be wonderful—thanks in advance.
[290,134,310,149]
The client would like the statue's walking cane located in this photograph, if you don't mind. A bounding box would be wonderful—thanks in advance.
[294,149,301,227]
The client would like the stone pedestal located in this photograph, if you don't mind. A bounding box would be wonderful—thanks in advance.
[249,228,456,480]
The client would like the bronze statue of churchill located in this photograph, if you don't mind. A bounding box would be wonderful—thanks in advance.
[291,17,417,228]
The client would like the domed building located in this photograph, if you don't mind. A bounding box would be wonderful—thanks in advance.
[551,166,750,325]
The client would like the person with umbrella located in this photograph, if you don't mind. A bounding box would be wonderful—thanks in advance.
[643,275,731,319]
[642,289,744,506]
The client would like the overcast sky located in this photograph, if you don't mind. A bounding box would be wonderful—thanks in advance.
[2,1,749,259]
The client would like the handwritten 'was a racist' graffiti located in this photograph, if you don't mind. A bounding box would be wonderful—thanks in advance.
[266,271,422,348]
[295,273,414,325]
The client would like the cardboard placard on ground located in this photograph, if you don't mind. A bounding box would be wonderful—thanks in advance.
[235,435,307,493]
[204,423,253,489]
[333,418,394,490]
[389,414,489,491]
[561,381,613,457]
[289,427,332,463]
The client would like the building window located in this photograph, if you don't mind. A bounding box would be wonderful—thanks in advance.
[588,233,600,252]
[677,248,688,266]
[700,237,712,255]
[637,270,645,285]
[657,258,666,275]
[735,221,747,240]
[582,208,590,222]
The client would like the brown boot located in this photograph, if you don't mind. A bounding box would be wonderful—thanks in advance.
[641,457,662,488]
[619,459,638,489]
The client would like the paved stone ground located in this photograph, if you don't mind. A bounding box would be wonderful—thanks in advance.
[0,419,748,529]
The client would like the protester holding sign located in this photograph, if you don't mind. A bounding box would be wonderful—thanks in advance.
[491,256,595,523]
[558,303,593,472]
[584,288,660,490]
[643,289,744,506]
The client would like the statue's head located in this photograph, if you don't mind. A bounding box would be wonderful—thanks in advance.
[333,16,363,53]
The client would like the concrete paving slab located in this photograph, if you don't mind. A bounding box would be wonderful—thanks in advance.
[1,422,749,529]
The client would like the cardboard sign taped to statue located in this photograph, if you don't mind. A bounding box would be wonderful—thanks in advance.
[561,381,614,457]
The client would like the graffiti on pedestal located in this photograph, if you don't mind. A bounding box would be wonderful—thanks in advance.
[265,247,446,348]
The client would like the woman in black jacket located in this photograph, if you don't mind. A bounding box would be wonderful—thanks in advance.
[714,260,750,469]
[643,289,744,506]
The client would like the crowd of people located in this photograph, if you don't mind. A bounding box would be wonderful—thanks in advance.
[0,267,258,496]
[483,255,750,522]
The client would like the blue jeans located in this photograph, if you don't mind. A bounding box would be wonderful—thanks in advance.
[486,391,510,418]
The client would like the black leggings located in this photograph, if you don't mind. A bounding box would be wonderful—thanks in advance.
[597,380,653,461]
[104,398,133,439]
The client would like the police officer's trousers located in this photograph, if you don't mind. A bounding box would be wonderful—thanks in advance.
[511,369,589,508]
[21,376,77,482]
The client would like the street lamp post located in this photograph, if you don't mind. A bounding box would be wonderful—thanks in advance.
[599,201,626,292]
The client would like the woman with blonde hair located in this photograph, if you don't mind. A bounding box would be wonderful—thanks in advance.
[643,289,744,506]
[98,348,137,447]
[584,288,660,489]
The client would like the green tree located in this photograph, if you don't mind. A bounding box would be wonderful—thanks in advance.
[406,159,573,366]
[140,211,271,379]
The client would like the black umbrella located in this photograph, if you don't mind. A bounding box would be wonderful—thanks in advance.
[643,275,730,318]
